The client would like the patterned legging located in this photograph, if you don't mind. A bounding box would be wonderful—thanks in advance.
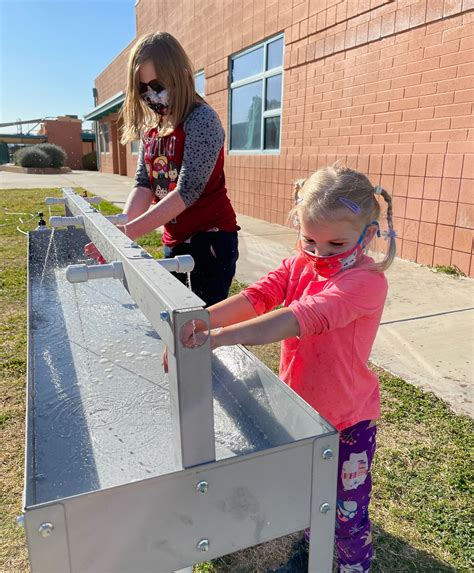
[306,419,377,573]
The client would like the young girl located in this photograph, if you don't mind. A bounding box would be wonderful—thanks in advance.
[85,32,239,306]
[181,165,396,573]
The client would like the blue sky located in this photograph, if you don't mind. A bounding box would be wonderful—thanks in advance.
[0,0,136,132]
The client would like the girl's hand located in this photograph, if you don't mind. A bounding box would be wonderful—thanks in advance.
[84,242,106,264]
[163,325,218,373]
[83,225,127,264]
[180,319,208,348]
[181,328,222,350]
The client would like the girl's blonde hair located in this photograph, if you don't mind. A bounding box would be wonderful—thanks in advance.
[120,32,202,143]
[290,164,396,272]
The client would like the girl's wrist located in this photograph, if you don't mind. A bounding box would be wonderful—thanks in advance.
[210,327,226,348]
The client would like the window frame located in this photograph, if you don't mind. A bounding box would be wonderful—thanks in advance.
[130,140,140,155]
[228,34,284,155]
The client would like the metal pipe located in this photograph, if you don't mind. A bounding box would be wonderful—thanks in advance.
[50,215,84,228]
[155,254,194,274]
[66,261,124,283]
[104,214,128,226]
[65,255,193,284]
[50,214,127,228]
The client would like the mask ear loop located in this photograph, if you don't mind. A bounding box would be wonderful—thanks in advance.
[358,221,381,252]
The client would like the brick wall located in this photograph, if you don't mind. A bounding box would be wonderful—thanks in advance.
[41,117,84,169]
[95,0,474,275]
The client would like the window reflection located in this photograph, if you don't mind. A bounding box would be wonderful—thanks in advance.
[231,83,262,150]
[264,117,280,150]
[267,37,283,70]
[195,72,205,97]
[266,75,282,111]
[232,47,264,82]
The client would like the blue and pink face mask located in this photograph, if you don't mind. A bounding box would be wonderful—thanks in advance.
[300,221,380,278]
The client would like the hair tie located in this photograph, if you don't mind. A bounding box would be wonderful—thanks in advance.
[382,229,397,240]
[374,185,383,195]
[338,197,361,214]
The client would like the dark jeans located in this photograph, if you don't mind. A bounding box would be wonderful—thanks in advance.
[163,230,239,307]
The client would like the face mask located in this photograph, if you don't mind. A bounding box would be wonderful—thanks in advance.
[300,222,379,278]
[141,86,169,116]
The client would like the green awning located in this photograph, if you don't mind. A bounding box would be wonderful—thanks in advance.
[84,92,125,121]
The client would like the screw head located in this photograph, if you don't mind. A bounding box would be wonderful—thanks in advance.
[197,539,210,552]
[38,522,54,537]
[319,503,331,514]
[196,480,209,494]
[322,448,334,460]
[160,310,170,321]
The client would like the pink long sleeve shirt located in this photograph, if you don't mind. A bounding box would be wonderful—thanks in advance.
[242,254,388,431]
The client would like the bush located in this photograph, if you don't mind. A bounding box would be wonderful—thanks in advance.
[13,146,50,168]
[82,151,98,171]
[37,143,67,168]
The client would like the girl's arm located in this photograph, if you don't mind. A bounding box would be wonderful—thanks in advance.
[212,307,300,348]
[208,293,258,328]
[122,186,154,222]
[122,189,187,240]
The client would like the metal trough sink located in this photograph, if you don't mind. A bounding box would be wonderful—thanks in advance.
[23,196,338,573]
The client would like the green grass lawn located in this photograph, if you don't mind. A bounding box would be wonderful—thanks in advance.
[1,188,473,572]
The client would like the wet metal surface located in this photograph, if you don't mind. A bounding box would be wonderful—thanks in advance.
[27,229,331,506]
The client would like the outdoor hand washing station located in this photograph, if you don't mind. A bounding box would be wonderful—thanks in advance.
[22,188,339,572]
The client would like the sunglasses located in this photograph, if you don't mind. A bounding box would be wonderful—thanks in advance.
[139,80,165,94]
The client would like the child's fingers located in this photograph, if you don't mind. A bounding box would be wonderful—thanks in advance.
[84,242,97,255]
[180,319,208,347]
[84,242,106,264]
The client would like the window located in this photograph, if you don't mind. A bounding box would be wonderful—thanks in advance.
[195,71,205,97]
[131,140,140,154]
[99,122,109,153]
[229,35,283,152]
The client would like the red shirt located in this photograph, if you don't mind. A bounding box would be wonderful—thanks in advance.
[143,122,238,246]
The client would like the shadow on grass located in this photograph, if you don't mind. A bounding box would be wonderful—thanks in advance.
[204,524,458,572]
[371,524,457,573]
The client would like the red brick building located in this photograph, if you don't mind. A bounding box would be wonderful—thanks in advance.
[38,116,95,169]
[86,0,474,276]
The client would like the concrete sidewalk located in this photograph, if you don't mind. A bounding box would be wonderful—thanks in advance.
[2,169,472,417]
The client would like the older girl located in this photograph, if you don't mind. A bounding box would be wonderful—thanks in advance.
[86,32,239,305]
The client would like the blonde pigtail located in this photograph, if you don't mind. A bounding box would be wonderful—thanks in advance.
[373,188,396,272]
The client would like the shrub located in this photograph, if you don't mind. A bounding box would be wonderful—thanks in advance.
[82,151,98,171]
[37,143,67,168]
[13,146,50,168]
